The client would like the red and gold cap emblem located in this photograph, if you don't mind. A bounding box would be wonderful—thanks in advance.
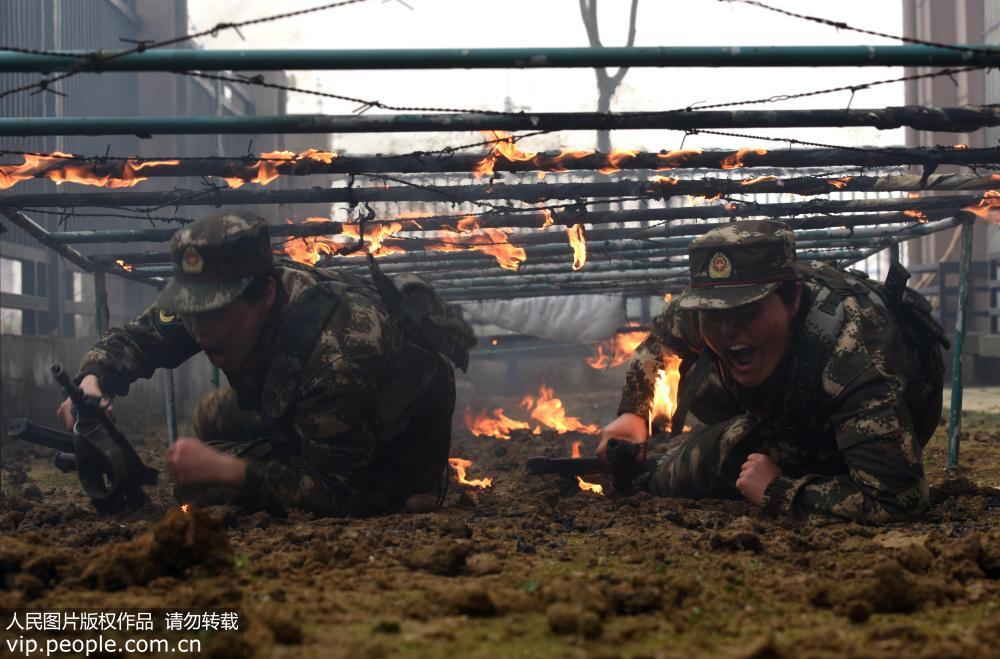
[181,246,204,274]
[707,252,733,280]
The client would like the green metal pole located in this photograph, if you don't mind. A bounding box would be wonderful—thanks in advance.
[946,217,976,470]
[1,106,996,137]
[1,45,995,72]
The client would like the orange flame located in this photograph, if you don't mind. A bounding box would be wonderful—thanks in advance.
[656,148,703,171]
[598,148,640,175]
[571,441,604,495]
[115,259,134,272]
[653,176,680,185]
[464,407,530,440]
[521,384,600,435]
[827,177,853,190]
[540,209,554,228]
[586,323,649,369]
[448,458,492,489]
[740,175,778,186]
[648,354,684,435]
[0,151,180,189]
[963,190,1000,224]
[903,209,929,223]
[427,227,527,271]
[664,292,673,303]
[180,503,190,514]
[536,147,598,179]
[567,224,587,270]
[720,148,767,170]
[475,130,537,178]
[224,148,337,188]
[954,144,969,150]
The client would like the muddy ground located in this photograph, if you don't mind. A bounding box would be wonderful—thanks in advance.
[1,391,999,659]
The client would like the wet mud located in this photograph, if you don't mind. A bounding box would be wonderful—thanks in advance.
[1,404,998,658]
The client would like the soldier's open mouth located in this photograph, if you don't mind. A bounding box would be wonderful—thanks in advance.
[726,344,757,368]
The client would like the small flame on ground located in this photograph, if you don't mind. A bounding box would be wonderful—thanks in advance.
[180,503,190,514]
[720,148,767,170]
[464,407,530,440]
[963,190,1000,224]
[903,209,929,223]
[448,457,492,489]
[570,441,604,495]
[827,177,853,190]
[954,144,969,150]
[567,224,587,270]
[586,322,649,369]
[521,384,600,435]
[115,259,134,272]
[648,355,684,435]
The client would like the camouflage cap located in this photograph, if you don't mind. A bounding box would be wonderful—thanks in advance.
[155,211,273,314]
[677,220,797,311]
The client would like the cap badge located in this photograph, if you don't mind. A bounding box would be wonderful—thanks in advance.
[707,252,733,280]
[182,246,204,274]
[158,309,177,324]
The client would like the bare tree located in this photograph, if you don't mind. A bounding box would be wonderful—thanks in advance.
[578,0,640,152]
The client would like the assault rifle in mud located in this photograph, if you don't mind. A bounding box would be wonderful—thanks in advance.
[526,438,657,493]
[6,364,157,513]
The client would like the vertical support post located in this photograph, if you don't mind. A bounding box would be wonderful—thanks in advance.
[946,217,975,470]
[164,368,178,446]
[93,269,109,335]
[888,242,900,266]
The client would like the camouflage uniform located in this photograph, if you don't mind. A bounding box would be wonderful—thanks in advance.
[619,221,945,524]
[75,212,460,517]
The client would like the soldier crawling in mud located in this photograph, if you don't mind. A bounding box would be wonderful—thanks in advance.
[598,220,948,523]
[57,211,473,517]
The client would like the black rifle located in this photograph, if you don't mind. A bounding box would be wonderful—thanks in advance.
[526,438,656,493]
[7,364,158,513]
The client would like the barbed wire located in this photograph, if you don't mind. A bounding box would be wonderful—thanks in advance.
[721,0,1000,57]
[0,0,372,100]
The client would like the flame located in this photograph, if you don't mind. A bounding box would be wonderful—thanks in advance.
[598,148,640,175]
[448,458,492,489]
[586,323,649,369]
[648,354,684,435]
[567,224,587,270]
[720,148,767,170]
[569,441,605,495]
[521,384,600,435]
[963,190,1000,224]
[180,503,190,514]
[954,144,969,150]
[740,175,778,186]
[426,227,527,271]
[653,176,679,185]
[464,406,530,440]
[540,209,554,228]
[490,338,499,346]
[475,130,537,178]
[664,292,673,303]
[0,151,180,189]
[903,209,929,223]
[115,259,134,272]
[827,177,853,190]
[656,148,703,171]
[224,148,338,188]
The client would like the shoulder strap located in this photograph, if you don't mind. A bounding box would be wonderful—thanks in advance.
[366,254,470,372]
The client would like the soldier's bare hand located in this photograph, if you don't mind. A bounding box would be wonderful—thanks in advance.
[168,436,247,486]
[735,453,782,506]
[597,412,649,461]
[56,374,110,432]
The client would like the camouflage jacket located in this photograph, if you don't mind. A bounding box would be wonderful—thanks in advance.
[76,262,454,516]
[619,261,937,524]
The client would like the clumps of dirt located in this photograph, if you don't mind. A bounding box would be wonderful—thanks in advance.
[75,504,233,590]
[929,477,998,504]
[401,538,471,575]
[0,535,74,603]
[546,602,603,639]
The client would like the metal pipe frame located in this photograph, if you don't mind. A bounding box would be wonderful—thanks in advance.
[947,216,976,470]
[6,146,994,181]
[2,106,997,137]
[1,180,990,212]
[3,45,995,73]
